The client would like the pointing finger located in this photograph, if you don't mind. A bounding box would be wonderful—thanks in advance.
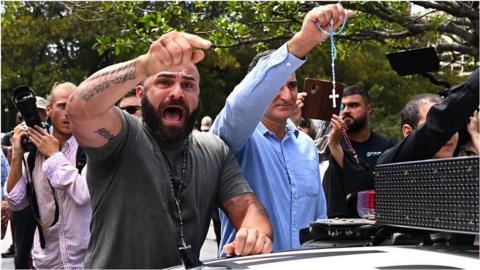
[180,32,211,50]
[174,35,193,65]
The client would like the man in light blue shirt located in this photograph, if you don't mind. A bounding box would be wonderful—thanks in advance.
[212,4,352,255]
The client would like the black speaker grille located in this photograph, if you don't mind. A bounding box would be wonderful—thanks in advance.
[374,156,479,234]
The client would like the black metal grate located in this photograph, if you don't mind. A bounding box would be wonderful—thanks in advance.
[375,156,479,234]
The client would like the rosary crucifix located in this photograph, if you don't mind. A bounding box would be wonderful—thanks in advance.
[316,9,359,163]
[316,9,347,109]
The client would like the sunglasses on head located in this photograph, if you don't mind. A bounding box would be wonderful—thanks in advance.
[121,105,141,114]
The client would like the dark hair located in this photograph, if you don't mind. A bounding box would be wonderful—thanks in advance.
[343,85,371,104]
[400,94,443,129]
[248,50,276,72]
[123,88,137,98]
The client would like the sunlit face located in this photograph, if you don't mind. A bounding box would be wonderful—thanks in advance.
[139,64,200,142]
[416,103,458,158]
[340,94,371,133]
[47,87,74,137]
[263,73,298,123]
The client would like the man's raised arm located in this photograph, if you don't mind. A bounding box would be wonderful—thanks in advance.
[67,31,211,148]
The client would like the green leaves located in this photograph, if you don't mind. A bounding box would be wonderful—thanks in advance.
[1,1,476,136]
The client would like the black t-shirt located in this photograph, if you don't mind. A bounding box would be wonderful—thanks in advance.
[83,109,252,269]
[323,131,396,218]
[350,132,397,168]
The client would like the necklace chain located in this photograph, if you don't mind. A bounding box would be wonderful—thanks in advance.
[162,137,191,249]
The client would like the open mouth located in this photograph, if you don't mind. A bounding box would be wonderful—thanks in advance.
[161,105,185,126]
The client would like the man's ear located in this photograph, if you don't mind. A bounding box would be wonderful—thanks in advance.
[46,104,53,118]
[402,124,413,138]
[136,85,144,99]
[366,103,372,115]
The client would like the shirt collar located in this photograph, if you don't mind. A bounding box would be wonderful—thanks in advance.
[258,119,300,138]
[286,119,300,138]
[62,136,77,151]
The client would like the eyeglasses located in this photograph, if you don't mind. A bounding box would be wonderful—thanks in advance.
[120,105,141,115]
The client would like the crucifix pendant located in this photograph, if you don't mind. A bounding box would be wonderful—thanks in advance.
[178,243,203,268]
[329,86,340,108]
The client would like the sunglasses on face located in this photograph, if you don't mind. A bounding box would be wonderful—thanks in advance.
[120,105,141,114]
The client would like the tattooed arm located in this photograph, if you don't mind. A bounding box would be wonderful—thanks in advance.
[67,31,211,148]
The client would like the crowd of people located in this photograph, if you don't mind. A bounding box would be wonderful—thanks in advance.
[1,3,478,269]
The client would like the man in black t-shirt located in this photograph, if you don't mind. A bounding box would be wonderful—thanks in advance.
[323,86,396,218]
[67,31,273,269]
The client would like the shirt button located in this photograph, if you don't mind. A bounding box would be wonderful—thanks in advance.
[286,62,291,67]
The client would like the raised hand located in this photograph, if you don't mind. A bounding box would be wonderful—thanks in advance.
[291,92,308,126]
[223,227,272,256]
[137,31,212,77]
[328,114,347,146]
[28,125,60,158]
[467,110,480,153]
[288,4,354,58]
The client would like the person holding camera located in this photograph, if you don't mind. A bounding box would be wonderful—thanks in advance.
[211,4,353,253]
[6,82,91,269]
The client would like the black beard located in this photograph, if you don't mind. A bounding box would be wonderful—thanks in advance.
[345,114,368,133]
[141,95,199,143]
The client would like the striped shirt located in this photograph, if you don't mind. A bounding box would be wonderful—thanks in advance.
[7,136,91,269]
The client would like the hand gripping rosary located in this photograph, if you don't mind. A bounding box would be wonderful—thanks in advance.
[316,8,359,164]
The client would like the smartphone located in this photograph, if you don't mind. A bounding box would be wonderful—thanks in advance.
[301,78,344,121]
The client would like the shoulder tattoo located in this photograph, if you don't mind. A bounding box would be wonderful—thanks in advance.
[95,128,115,141]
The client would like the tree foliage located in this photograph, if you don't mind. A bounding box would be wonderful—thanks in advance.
[2,1,476,139]
[1,1,123,130]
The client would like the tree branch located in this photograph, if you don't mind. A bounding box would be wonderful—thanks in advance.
[436,44,477,58]
[412,1,478,20]
[211,35,292,48]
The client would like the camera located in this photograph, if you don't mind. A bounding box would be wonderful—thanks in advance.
[11,85,44,152]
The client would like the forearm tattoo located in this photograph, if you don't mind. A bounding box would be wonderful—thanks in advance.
[80,60,136,101]
[253,201,269,219]
[95,128,115,141]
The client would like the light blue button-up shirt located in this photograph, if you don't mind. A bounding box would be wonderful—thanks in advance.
[212,44,327,255]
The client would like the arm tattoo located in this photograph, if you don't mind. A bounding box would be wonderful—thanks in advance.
[80,60,137,101]
[95,128,115,141]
